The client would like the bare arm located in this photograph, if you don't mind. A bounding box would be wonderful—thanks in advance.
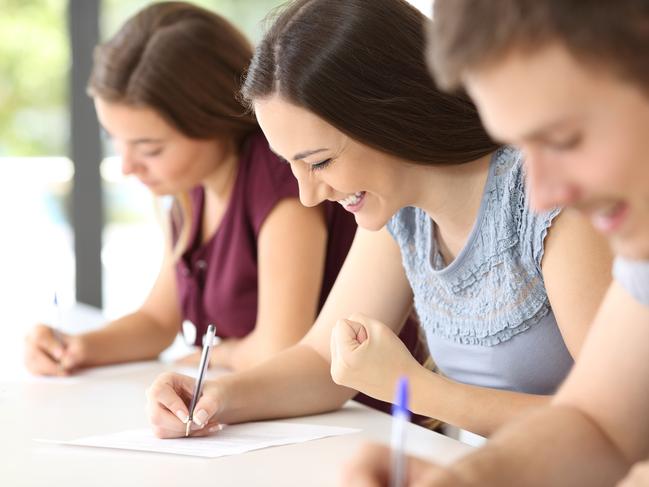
[146,227,415,434]
[362,281,646,487]
[541,208,613,357]
[211,199,329,370]
[413,209,613,436]
[26,248,182,373]
[331,209,613,437]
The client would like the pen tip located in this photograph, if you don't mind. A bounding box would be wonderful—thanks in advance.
[185,421,191,437]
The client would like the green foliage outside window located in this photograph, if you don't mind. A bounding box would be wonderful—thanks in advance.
[0,0,284,157]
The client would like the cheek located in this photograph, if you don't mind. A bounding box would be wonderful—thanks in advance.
[583,129,645,193]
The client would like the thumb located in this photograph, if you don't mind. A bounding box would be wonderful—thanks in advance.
[30,325,66,361]
[350,320,368,344]
[346,313,375,344]
[191,385,222,428]
[333,319,368,353]
[59,336,85,370]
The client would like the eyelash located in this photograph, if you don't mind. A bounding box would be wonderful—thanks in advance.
[143,148,163,157]
[309,158,333,172]
[548,134,582,151]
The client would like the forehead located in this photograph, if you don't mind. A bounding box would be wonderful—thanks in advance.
[463,44,602,143]
[253,95,344,157]
[94,98,171,135]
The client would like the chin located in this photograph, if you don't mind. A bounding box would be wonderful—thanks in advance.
[148,186,172,196]
[354,214,390,232]
[611,231,649,261]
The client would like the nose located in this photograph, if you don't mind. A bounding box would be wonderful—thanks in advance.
[120,147,140,177]
[295,172,333,208]
[524,150,578,211]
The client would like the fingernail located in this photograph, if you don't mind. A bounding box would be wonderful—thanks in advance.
[176,410,189,423]
[209,424,224,433]
[193,409,209,427]
[53,348,63,360]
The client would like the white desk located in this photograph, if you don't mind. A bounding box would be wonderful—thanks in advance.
[0,306,473,486]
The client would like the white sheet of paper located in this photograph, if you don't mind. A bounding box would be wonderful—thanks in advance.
[37,422,360,458]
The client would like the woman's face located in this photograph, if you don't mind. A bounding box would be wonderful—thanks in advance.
[464,44,649,259]
[94,98,228,196]
[254,95,409,231]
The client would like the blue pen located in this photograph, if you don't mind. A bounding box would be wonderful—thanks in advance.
[391,376,410,487]
[52,293,65,347]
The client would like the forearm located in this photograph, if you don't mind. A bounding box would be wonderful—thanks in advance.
[215,343,355,424]
[410,365,549,437]
[80,310,178,366]
[445,405,629,486]
[223,332,299,371]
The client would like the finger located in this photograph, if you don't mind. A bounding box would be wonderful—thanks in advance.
[24,345,64,376]
[28,325,66,361]
[190,391,221,428]
[187,420,224,438]
[147,403,189,437]
[341,443,390,487]
[340,319,368,349]
[146,373,195,423]
[409,457,455,487]
[59,338,85,371]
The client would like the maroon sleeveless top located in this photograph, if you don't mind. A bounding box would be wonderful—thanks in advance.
[174,132,428,417]
[175,132,357,344]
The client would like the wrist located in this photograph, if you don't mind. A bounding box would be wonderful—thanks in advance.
[211,373,248,423]
[408,361,448,416]
[76,330,107,366]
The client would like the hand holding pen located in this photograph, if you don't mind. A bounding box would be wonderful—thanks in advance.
[24,293,86,376]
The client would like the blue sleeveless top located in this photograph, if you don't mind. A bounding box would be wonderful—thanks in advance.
[387,147,572,394]
[613,257,649,307]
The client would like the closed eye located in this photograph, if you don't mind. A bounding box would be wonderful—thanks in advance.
[309,158,333,172]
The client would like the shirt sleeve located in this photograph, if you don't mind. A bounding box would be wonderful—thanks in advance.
[613,256,649,307]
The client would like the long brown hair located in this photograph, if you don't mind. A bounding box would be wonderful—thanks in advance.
[241,0,499,166]
[88,1,258,258]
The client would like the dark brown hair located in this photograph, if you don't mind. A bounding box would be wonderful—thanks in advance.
[241,0,499,166]
[88,1,258,257]
[88,1,257,140]
[430,0,649,92]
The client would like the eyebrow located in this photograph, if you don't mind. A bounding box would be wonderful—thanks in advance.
[100,126,163,145]
[131,138,164,145]
[293,148,329,160]
[519,118,576,143]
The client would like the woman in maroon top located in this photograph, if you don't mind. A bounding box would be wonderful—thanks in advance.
[23,2,347,373]
[24,2,425,382]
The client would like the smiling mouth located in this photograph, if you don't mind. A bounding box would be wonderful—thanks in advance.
[588,201,629,234]
[337,191,366,211]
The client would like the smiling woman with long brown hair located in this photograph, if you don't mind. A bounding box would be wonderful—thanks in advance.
[144,0,612,441]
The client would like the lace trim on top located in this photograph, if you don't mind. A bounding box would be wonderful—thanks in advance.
[387,147,561,346]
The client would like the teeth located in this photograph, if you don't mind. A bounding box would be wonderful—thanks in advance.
[338,191,363,207]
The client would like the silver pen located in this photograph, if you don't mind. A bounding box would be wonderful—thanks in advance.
[185,324,216,437]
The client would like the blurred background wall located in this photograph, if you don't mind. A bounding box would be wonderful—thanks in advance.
[0,0,431,341]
